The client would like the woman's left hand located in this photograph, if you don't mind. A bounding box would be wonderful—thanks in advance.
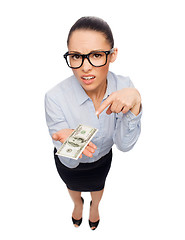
[96,88,141,117]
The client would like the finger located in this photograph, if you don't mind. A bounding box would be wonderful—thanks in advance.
[52,133,59,141]
[121,106,129,114]
[106,104,112,115]
[96,95,114,117]
[53,134,63,143]
[109,101,119,113]
[115,104,125,114]
[86,145,95,154]
[88,142,97,149]
[82,148,93,158]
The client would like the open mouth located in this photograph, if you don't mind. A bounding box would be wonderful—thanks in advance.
[81,76,95,85]
[82,76,95,80]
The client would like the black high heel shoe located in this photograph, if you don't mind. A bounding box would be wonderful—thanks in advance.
[89,201,100,230]
[72,197,84,227]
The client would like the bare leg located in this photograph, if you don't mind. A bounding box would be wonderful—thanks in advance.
[89,189,104,229]
[68,189,83,227]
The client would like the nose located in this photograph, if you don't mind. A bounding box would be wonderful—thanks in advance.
[81,58,92,72]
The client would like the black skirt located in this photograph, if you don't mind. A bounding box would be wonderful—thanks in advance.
[54,148,112,192]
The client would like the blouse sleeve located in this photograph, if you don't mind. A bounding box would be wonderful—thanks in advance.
[45,93,69,150]
[113,107,142,152]
[113,76,142,152]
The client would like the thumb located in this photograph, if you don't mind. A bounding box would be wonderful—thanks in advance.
[106,105,112,115]
[52,133,59,141]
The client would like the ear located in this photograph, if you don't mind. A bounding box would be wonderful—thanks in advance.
[110,48,118,63]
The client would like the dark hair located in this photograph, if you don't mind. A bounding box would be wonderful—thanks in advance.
[67,16,114,48]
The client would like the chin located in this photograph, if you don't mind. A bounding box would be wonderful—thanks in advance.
[81,83,96,92]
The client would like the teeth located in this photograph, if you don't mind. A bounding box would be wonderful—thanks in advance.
[82,76,94,80]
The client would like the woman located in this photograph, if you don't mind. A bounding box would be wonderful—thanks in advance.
[45,16,142,230]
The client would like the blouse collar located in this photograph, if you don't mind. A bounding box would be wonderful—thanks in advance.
[73,71,114,106]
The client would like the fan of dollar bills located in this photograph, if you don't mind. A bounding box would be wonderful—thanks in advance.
[56,124,98,160]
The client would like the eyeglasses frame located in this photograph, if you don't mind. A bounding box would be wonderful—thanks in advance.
[63,48,114,69]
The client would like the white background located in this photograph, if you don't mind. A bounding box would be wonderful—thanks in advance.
[0,0,185,239]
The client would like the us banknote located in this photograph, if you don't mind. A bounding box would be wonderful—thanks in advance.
[56,124,98,160]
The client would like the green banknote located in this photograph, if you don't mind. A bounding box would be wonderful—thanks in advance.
[56,124,98,160]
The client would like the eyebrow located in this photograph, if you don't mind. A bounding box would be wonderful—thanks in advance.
[68,49,105,54]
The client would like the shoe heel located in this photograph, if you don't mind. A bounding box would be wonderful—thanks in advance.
[72,197,84,227]
[89,201,100,230]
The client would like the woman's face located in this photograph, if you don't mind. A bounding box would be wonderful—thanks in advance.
[68,30,117,94]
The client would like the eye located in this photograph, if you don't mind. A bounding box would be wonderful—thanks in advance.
[71,54,81,60]
[92,53,103,58]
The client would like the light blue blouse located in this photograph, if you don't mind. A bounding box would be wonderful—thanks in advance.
[45,71,142,168]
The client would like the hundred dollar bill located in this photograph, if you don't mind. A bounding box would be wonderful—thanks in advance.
[56,124,98,160]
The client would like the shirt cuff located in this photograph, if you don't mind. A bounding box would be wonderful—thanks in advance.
[116,105,142,131]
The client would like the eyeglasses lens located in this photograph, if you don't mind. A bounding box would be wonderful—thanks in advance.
[67,52,107,68]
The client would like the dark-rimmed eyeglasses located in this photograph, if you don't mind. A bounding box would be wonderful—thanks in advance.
[63,48,114,69]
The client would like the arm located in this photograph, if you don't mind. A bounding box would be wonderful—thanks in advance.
[113,107,142,152]
[45,93,69,150]
[96,88,141,117]
[95,86,142,152]
[45,94,96,158]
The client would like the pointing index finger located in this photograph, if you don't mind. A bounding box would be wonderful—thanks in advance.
[96,95,113,117]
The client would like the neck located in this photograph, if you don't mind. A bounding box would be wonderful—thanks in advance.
[85,80,107,103]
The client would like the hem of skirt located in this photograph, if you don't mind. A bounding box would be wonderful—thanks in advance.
[66,185,105,192]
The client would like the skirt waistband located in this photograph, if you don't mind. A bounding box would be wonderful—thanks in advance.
[54,148,112,171]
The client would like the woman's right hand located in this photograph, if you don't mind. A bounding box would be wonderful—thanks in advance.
[52,129,97,159]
